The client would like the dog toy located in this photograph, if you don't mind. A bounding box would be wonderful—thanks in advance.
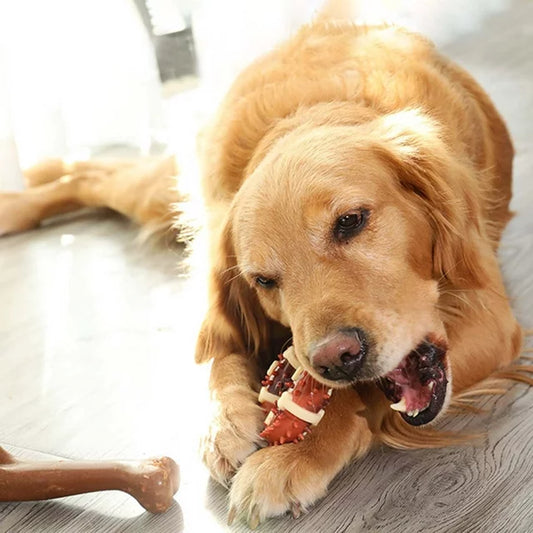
[0,447,179,513]
[258,346,332,445]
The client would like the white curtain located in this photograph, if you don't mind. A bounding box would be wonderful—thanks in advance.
[0,0,162,190]
[0,52,23,190]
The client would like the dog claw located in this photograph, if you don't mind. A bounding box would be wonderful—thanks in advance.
[227,506,237,526]
[291,502,303,519]
[249,506,261,529]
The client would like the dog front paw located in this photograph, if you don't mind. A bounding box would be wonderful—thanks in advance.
[201,388,266,486]
[228,444,330,527]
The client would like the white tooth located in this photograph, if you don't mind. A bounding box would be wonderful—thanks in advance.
[411,409,420,417]
[428,382,434,391]
[390,398,407,412]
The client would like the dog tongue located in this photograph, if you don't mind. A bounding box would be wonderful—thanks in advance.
[386,358,433,413]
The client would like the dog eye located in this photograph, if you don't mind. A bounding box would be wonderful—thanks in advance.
[334,209,368,241]
[255,276,277,289]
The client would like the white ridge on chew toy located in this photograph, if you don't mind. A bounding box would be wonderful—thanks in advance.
[258,346,332,445]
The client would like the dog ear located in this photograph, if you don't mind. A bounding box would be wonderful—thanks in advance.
[373,110,492,289]
[195,211,270,363]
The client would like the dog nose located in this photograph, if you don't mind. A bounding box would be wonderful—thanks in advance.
[310,328,366,381]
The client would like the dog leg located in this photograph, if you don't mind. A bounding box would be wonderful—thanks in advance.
[201,352,267,486]
[23,159,71,188]
[23,158,144,188]
[0,448,179,513]
[0,171,110,236]
[228,387,374,526]
[0,156,181,236]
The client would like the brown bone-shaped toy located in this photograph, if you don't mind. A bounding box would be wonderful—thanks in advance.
[0,446,179,513]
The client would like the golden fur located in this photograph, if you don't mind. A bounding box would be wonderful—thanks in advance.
[0,156,182,239]
[1,14,532,528]
[195,21,532,525]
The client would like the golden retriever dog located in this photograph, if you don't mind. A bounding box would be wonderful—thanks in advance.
[1,4,531,528]
[195,14,530,527]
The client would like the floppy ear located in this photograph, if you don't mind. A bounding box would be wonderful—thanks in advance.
[195,211,270,363]
[373,110,492,289]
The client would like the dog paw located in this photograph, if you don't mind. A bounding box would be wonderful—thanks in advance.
[201,388,266,486]
[228,444,330,527]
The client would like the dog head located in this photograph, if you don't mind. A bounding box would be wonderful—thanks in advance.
[197,109,491,425]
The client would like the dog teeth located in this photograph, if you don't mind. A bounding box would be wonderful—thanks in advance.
[391,400,423,417]
[390,397,407,412]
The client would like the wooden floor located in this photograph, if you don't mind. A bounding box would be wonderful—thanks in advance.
[1,1,533,531]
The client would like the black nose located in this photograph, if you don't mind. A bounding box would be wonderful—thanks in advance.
[310,328,366,381]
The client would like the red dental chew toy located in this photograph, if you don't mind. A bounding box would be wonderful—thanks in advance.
[258,347,332,445]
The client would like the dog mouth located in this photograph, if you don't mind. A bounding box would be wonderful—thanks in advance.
[376,338,449,426]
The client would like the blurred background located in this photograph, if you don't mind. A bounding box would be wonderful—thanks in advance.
[0,0,512,190]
